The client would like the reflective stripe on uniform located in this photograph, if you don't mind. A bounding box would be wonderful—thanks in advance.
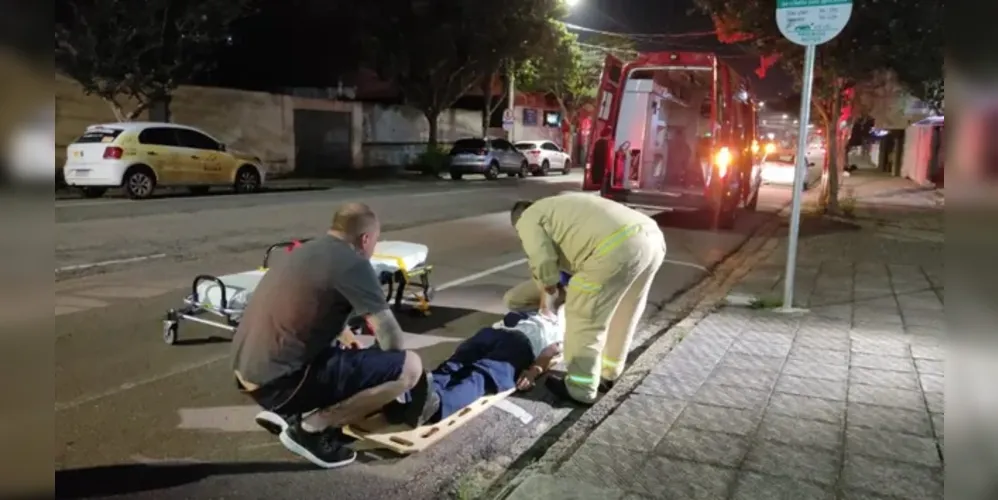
[593,223,643,258]
[567,277,602,294]
[601,358,619,368]
[567,374,596,386]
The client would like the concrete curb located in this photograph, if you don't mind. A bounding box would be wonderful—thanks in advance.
[472,212,786,500]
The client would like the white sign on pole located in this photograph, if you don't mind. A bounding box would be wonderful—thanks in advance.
[502,108,515,131]
[776,0,853,47]
[776,0,852,313]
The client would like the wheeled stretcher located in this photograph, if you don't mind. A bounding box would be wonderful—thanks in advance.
[162,239,435,345]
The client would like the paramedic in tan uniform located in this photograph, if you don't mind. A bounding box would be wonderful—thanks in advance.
[507,193,666,404]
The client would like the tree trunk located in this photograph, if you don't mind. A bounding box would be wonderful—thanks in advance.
[105,98,128,122]
[481,76,493,136]
[566,123,577,162]
[424,109,441,176]
[104,96,152,122]
[824,88,844,214]
[556,98,575,160]
[126,101,151,121]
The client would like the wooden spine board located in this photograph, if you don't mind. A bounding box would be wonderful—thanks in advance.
[343,388,517,454]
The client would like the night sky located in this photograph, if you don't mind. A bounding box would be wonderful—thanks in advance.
[565,0,794,101]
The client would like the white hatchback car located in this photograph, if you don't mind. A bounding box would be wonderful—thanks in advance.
[759,152,819,190]
[514,140,572,176]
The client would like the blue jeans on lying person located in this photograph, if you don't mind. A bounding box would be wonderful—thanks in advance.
[429,322,535,422]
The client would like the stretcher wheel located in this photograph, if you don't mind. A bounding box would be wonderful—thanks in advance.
[163,321,178,345]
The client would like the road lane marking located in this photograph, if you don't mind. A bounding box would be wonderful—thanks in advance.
[663,258,709,272]
[436,258,528,291]
[434,256,707,292]
[56,253,167,273]
[55,332,455,412]
[494,399,534,425]
[55,185,495,209]
[177,405,265,432]
[55,353,230,412]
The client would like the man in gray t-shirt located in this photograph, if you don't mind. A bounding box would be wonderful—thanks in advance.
[231,202,435,470]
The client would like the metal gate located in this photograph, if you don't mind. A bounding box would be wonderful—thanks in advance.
[293,109,352,176]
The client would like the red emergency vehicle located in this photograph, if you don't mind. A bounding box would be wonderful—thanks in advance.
[584,51,763,229]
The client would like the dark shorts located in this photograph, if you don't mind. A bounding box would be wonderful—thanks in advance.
[247,346,407,417]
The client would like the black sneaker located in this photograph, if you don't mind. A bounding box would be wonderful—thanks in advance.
[544,375,594,406]
[403,371,441,427]
[254,410,289,435]
[278,424,357,469]
[599,378,615,393]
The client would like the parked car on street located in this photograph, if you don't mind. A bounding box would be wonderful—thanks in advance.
[514,140,572,176]
[446,137,528,180]
[62,122,266,199]
[759,151,819,190]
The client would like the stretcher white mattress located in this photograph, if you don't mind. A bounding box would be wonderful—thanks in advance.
[370,241,429,276]
[194,240,429,312]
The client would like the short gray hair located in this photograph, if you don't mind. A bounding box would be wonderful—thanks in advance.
[331,202,379,239]
[510,200,533,226]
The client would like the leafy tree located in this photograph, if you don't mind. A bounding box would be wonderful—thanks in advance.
[694,0,942,213]
[517,25,636,157]
[470,0,565,136]
[349,0,558,161]
[355,0,482,158]
[55,0,254,121]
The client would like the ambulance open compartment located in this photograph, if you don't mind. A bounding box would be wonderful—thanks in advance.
[585,52,762,230]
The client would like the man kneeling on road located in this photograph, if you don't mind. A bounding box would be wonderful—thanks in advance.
[230,202,435,469]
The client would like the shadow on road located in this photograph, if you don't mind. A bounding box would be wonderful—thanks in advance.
[652,209,781,236]
[396,305,481,334]
[173,335,232,347]
[55,462,315,499]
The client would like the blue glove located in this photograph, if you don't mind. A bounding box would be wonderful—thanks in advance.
[559,272,572,287]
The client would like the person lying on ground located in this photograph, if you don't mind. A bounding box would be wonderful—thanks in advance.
[231,202,433,470]
[385,309,565,426]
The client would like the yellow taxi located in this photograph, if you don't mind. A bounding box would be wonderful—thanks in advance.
[62,122,266,199]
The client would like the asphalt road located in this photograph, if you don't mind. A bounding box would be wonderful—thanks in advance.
[55,172,791,500]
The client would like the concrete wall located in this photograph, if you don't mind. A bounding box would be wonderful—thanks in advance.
[169,85,295,175]
[361,103,480,167]
[55,75,369,176]
[54,74,150,170]
[58,73,490,174]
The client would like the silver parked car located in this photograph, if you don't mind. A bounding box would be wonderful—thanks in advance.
[447,137,528,180]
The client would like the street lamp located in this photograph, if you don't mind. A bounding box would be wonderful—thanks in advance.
[758,101,765,108]
[782,114,789,120]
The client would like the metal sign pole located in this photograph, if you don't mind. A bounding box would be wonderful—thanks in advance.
[780,43,817,312]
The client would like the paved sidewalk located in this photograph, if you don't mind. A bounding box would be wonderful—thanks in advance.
[499,174,944,500]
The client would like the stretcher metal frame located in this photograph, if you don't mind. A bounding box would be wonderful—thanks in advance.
[162,238,435,345]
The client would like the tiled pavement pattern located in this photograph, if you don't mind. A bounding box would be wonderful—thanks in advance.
[503,176,944,500]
